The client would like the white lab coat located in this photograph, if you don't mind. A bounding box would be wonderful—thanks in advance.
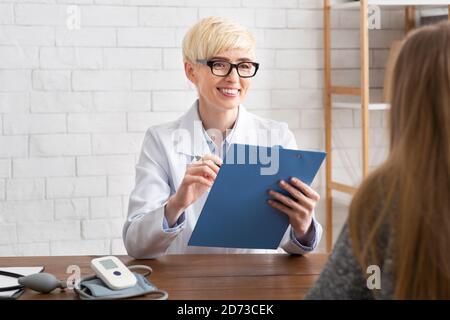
[123,100,323,259]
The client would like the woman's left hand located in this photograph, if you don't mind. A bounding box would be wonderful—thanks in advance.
[267,177,320,238]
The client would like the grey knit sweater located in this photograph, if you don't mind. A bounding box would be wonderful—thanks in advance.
[305,222,395,300]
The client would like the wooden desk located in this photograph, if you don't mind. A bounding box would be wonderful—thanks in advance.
[0,254,328,300]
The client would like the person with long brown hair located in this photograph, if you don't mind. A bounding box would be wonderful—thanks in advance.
[306,21,450,299]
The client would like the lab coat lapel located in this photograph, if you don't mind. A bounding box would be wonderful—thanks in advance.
[226,105,259,147]
[174,100,211,158]
[174,101,259,158]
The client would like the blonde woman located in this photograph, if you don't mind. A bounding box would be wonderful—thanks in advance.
[123,17,323,259]
[306,21,450,299]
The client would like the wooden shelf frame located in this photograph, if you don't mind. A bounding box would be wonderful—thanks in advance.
[323,0,450,252]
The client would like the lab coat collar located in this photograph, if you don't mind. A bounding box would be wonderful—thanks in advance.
[175,99,252,157]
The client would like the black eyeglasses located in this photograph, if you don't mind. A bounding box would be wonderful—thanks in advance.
[197,59,259,78]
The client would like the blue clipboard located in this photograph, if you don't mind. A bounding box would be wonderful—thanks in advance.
[188,143,326,250]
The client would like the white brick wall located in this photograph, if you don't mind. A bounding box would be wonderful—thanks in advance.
[55,198,89,220]
[68,113,126,132]
[0,224,17,245]
[30,134,91,156]
[0,93,29,113]
[107,176,135,199]
[92,133,144,154]
[0,1,398,256]
[72,70,132,91]
[4,114,66,134]
[0,26,54,46]
[93,92,151,111]
[0,70,31,91]
[46,177,107,199]
[0,242,50,257]
[6,179,45,201]
[76,155,135,176]
[40,47,103,69]
[0,4,14,25]
[18,221,81,242]
[0,47,39,69]
[90,196,123,219]
[0,136,28,158]
[13,157,75,178]
[31,92,93,113]
[0,200,54,223]
[32,70,71,91]
[0,180,5,201]
[0,160,10,178]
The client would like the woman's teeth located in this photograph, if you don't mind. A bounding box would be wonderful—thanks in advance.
[219,88,239,95]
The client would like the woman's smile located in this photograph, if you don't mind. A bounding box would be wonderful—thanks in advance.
[217,87,241,98]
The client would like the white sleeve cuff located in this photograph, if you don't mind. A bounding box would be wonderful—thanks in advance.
[162,212,186,232]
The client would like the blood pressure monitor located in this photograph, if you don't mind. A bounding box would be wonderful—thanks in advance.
[90,256,137,290]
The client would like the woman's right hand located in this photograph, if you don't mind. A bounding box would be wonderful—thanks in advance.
[164,154,222,227]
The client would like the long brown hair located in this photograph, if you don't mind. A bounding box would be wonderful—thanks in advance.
[349,21,450,299]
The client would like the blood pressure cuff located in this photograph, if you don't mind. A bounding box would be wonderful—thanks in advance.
[76,272,162,300]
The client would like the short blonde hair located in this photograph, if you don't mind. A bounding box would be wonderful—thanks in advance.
[182,16,256,63]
